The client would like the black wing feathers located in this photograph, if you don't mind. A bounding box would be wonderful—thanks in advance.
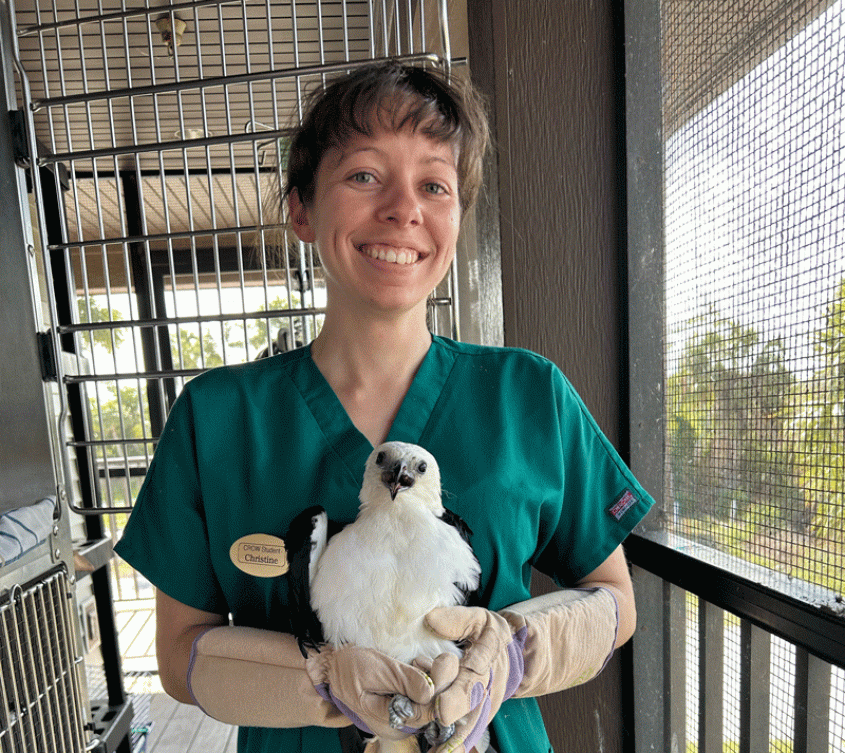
[284,505,327,656]
[439,507,481,606]
[439,506,473,545]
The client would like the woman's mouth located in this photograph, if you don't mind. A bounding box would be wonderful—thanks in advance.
[358,243,420,265]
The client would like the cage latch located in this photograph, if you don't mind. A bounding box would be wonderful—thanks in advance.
[9,109,30,167]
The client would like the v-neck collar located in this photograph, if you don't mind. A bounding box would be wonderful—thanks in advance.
[288,336,457,477]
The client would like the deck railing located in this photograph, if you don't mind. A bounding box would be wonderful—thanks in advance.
[629,534,845,753]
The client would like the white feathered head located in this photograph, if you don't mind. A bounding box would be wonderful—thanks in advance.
[360,441,443,513]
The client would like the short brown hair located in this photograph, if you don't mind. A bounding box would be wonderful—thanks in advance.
[281,62,489,213]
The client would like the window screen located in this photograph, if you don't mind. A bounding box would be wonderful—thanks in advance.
[662,0,845,608]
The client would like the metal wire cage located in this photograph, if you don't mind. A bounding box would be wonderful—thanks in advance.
[0,569,88,753]
[12,0,461,528]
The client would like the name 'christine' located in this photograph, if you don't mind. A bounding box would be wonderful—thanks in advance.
[243,553,281,564]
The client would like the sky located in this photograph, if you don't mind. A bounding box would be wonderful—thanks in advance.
[664,0,845,378]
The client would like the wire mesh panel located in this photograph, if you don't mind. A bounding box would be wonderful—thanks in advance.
[662,0,845,610]
[658,1,845,751]
[12,0,458,558]
[0,570,87,753]
[675,585,845,753]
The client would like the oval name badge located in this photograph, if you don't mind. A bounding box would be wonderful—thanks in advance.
[229,533,289,577]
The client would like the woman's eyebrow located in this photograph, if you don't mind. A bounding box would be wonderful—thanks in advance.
[336,145,383,163]
[335,145,455,169]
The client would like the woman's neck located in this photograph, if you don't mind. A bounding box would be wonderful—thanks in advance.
[309,308,433,446]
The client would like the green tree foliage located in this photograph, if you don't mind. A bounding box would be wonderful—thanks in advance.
[667,307,802,528]
[77,296,124,353]
[87,382,149,507]
[669,279,845,554]
[797,279,845,542]
[170,326,228,369]
[248,294,308,353]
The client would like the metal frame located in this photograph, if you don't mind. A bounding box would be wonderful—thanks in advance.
[627,533,845,669]
[0,0,58,515]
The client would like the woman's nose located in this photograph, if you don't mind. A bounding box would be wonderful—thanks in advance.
[377,182,422,226]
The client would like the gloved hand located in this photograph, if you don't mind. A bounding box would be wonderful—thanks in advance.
[424,587,618,753]
[305,643,448,739]
[423,608,524,752]
[188,625,452,737]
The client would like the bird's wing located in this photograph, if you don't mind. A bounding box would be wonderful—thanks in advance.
[438,507,481,606]
[439,506,473,545]
[285,505,330,656]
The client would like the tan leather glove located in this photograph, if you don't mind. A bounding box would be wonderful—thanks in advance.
[424,587,618,753]
[188,625,444,737]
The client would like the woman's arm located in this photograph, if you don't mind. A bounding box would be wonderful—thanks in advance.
[155,589,228,704]
[575,544,636,647]
[425,546,634,752]
[155,588,446,735]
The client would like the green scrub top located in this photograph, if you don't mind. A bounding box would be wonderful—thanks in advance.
[115,335,653,753]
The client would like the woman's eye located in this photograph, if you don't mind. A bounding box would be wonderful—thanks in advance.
[350,172,375,184]
[424,182,447,195]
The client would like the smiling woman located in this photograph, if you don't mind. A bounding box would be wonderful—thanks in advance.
[115,61,653,753]
[275,64,489,447]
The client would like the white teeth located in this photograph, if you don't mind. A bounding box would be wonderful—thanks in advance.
[360,244,418,265]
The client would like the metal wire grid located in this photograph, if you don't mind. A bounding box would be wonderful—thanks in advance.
[770,637,797,750]
[685,593,700,747]
[17,0,444,164]
[11,0,459,541]
[0,570,87,753]
[661,0,845,605]
[680,591,845,751]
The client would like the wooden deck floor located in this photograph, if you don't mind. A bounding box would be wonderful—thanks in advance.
[110,599,238,753]
[143,694,238,753]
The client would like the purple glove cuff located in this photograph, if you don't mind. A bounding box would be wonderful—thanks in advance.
[461,625,528,751]
[464,681,493,752]
[505,626,528,698]
[315,682,375,735]
[186,626,217,715]
[315,682,422,737]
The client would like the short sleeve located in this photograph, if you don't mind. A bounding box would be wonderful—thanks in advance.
[533,367,654,584]
[114,386,228,614]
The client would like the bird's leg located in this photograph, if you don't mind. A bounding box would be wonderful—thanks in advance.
[423,721,455,746]
[389,696,455,750]
[388,694,414,730]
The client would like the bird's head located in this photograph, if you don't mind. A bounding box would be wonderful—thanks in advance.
[361,441,442,512]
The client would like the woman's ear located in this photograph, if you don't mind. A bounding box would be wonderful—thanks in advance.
[288,188,315,244]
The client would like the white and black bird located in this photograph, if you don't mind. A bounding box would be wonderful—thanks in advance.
[284,441,482,753]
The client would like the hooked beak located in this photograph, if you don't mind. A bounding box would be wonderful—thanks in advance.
[381,461,415,500]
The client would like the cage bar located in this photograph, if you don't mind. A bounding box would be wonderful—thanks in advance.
[0,572,87,753]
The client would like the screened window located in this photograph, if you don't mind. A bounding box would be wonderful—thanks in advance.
[662,0,845,611]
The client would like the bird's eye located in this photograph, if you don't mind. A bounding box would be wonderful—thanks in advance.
[417,461,427,473]
[376,451,386,465]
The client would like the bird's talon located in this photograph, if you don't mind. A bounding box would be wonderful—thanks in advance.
[424,721,455,745]
[388,695,414,729]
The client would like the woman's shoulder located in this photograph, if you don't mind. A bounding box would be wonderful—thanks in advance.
[433,335,562,376]
[179,346,312,400]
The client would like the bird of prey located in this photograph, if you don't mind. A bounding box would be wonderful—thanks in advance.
[285,441,482,752]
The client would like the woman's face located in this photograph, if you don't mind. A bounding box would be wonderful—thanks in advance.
[289,123,461,318]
